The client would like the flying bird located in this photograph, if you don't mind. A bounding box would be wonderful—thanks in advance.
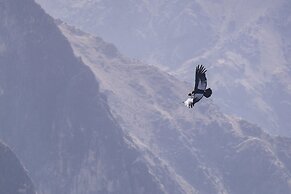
[184,65,212,108]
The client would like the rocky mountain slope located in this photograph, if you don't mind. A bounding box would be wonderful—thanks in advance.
[35,0,291,136]
[0,142,36,194]
[59,22,291,194]
[0,1,177,193]
[176,0,291,136]
[0,0,290,193]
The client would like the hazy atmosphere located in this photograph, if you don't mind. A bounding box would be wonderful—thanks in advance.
[0,0,290,193]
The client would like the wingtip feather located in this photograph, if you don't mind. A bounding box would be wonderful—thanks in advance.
[196,64,209,75]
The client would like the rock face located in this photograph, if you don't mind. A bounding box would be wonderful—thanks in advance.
[0,1,172,194]
[60,22,291,194]
[35,0,291,136]
[0,142,36,194]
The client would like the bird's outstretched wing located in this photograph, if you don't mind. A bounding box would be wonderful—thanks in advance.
[194,65,207,92]
[184,65,210,108]
[190,65,207,103]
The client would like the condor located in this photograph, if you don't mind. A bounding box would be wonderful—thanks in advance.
[184,65,212,108]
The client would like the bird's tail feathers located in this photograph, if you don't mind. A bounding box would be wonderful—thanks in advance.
[204,88,212,98]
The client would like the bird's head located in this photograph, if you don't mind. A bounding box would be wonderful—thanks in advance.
[183,97,194,108]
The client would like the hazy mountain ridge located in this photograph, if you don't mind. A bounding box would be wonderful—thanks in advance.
[0,1,178,193]
[35,0,291,136]
[177,0,291,135]
[0,0,290,193]
[60,21,291,194]
[35,0,216,69]
[0,141,36,194]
